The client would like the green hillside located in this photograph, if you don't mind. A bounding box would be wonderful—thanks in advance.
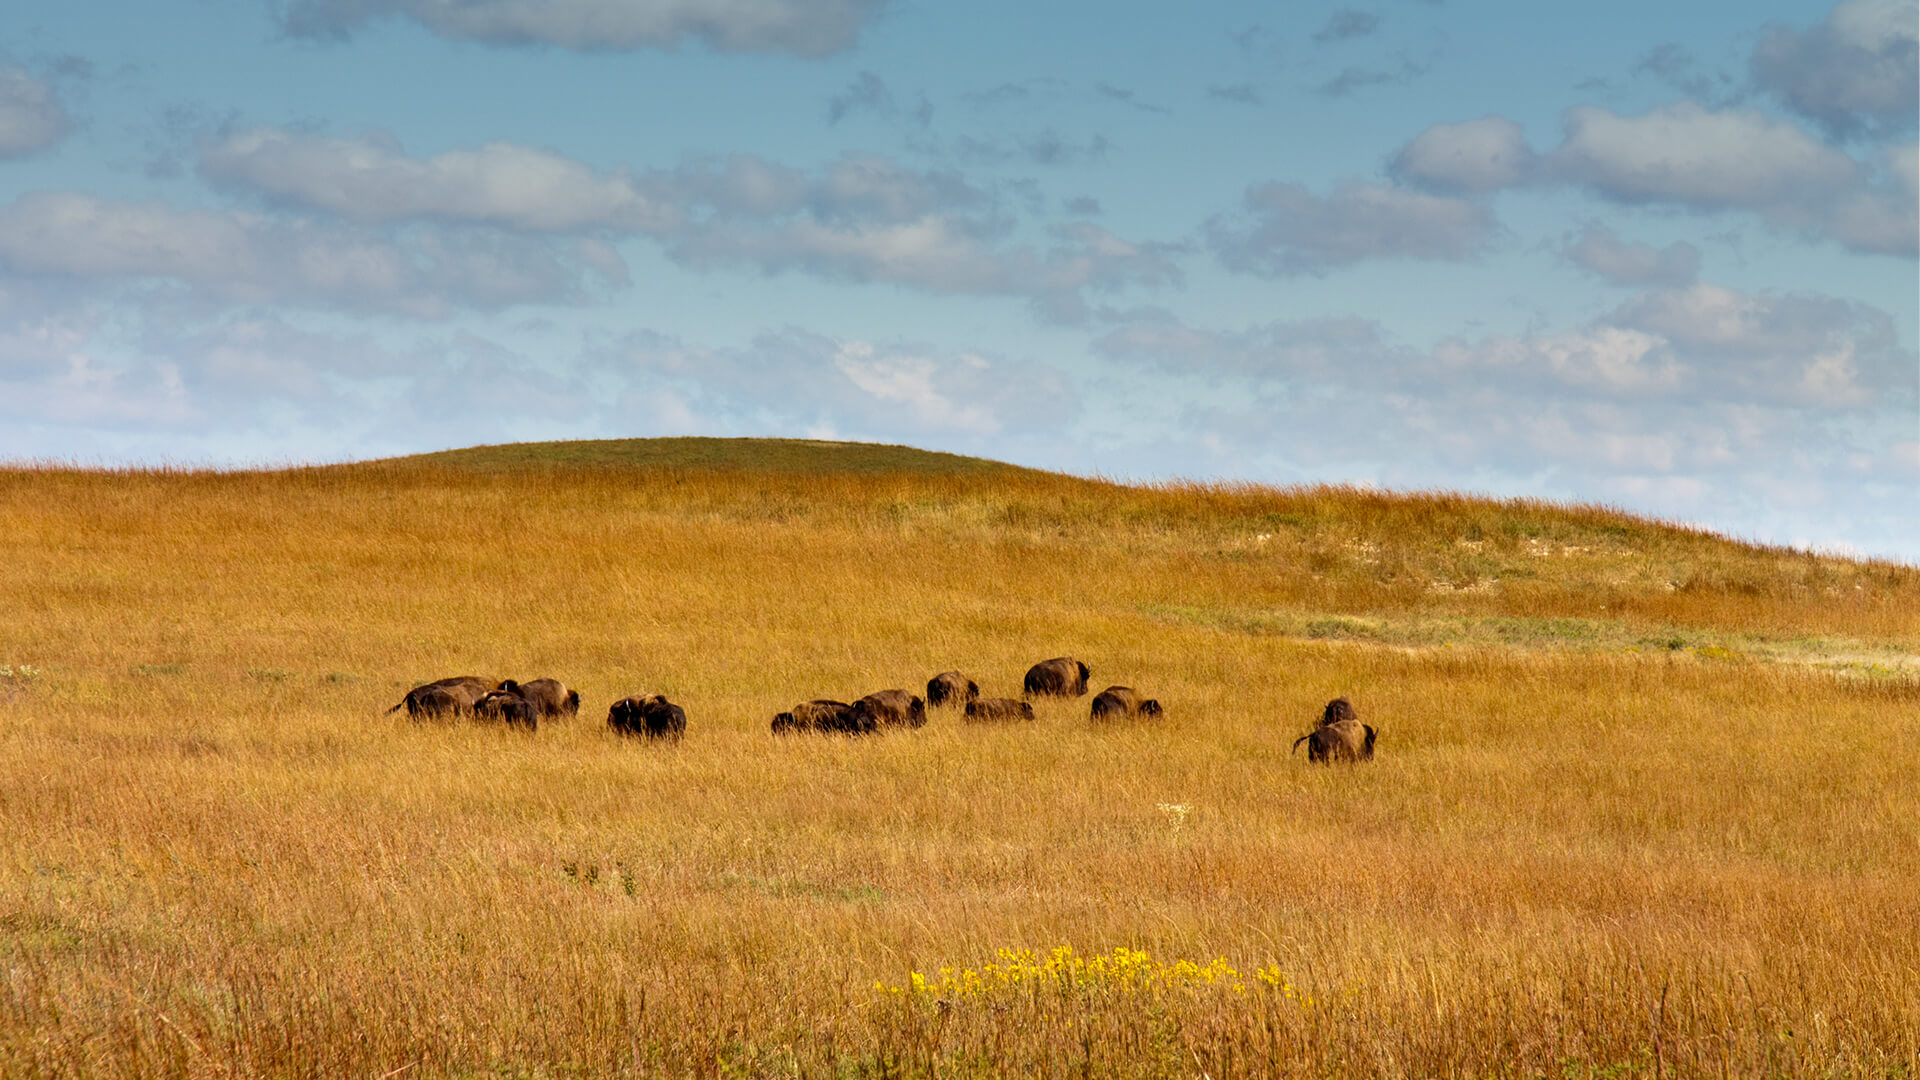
[385,436,1036,476]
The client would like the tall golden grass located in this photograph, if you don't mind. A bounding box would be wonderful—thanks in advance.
[1,455,1915,1078]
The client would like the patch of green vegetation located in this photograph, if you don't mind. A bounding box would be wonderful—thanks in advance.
[1142,604,1916,676]
[377,437,1036,476]
[248,667,294,682]
[131,663,186,677]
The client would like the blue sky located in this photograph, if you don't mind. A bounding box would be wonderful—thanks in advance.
[3,0,1915,558]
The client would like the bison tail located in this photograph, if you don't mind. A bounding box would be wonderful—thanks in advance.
[1291,733,1309,755]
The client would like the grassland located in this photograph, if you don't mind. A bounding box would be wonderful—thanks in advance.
[1,441,1915,1078]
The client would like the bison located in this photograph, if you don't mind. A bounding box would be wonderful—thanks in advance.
[387,675,499,718]
[1292,700,1376,764]
[926,671,980,708]
[1023,657,1091,698]
[852,689,927,730]
[772,699,872,735]
[964,697,1034,722]
[1089,685,1163,722]
[505,677,580,720]
[608,695,686,740]
[474,688,538,731]
[1319,697,1358,727]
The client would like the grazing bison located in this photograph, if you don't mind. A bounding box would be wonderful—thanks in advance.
[926,671,980,708]
[772,699,872,735]
[1089,685,1163,722]
[1023,657,1091,698]
[964,697,1034,722]
[387,675,499,718]
[1292,700,1377,764]
[852,689,927,729]
[474,688,538,731]
[608,695,686,740]
[506,677,580,720]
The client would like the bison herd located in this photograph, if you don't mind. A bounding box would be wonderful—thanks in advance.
[387,656,1380,764]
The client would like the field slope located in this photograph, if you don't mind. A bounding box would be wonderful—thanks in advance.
[1,439,1915,1079]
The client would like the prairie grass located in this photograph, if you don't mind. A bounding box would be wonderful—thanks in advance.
[0,447,1915,1078]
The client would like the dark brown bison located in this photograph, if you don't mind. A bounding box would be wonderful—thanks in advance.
[926,671,980,708]
[504,677,580,720]
[1089,685,1163,722]
[387,675,499,718]
[1023,657,1091,697]
[1292,700,1377,764]
[964,697,1034,722]
[474,688,538,731]
[852,689,927,729]
[608,695,686,740]
[1319,697,1358,727]
[772,699,872,735]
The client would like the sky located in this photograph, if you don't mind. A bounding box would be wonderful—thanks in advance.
[2,1,1916,560]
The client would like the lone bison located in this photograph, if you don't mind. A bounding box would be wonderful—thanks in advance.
[926,671,980,708]
[772,699,872,735]
[608,695,686,740]
[964,697,1034,722]
[474,688,538,731]
[387,675,499,718]
[1319,697,1358,727]
[1089,685,1163,722]
[852,689,927,729]
[1293,700,1376,764]
[501,678,580,720]
[1023,657,1091,698]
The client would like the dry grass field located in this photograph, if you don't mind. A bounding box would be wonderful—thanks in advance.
[1,438,1916,1079]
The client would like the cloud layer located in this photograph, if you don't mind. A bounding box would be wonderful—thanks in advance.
[277,0,886,56]
[0,66,70,158]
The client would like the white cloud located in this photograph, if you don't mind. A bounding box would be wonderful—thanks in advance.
[1389,116,1535,193]
[1093,280,1913,492]
[1207,180,1496,275]
[602,329,1076,437]
[200,133,1170,318]
[0,66,70,158]
[1750,0,1918,139]
[201,129,682,232]
[1390,103,1918,256]
[0,192,621,316]
[1547,103,1859,209]
[278,0,886,57]
[1563,225,1700,287]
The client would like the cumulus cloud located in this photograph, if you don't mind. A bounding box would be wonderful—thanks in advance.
[277,0,886,57]
[1389,115,1535,193]
[1089,282,1916,552]
[0,192,623,316]
[1390,103,1919,256]
[1563,225,1700,286]
[1207,180,1497,275]
[1547,103,1859,208]
[1750,0,1918,139]
[200,128,681,232]
[0,66,71,159]
[200,131,1173,316]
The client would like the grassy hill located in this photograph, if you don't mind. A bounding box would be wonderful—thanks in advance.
[385,435,1036,476]
[0,439,1915,1078]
